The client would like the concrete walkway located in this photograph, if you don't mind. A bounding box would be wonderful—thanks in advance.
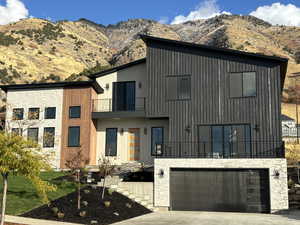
[5,215,83,225]
[112,211,300,225]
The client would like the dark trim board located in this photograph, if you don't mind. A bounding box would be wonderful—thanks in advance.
[169,168,270,213]
[88,58,146,78]
[0,81,104,94]
[92,111,146,119]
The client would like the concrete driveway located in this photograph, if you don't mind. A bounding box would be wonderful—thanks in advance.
[112,211,300,225]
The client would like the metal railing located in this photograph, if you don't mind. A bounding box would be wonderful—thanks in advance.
[92,98,146,112]
[282,127,300,137]
[154,141,285,159]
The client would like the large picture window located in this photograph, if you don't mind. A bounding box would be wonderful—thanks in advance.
[27,128,39,143]
[198,124,251,158]
[166,75,191,100]
[151,127,164,155]
[105,128,117,156]
[68,126,80,147]
[43,127,55,148]
[229,72,256,98]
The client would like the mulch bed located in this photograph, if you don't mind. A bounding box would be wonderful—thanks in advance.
[21,186,151,225]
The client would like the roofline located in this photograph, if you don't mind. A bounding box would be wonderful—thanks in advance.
[140,35,288,91]
[0,80,104,94]
[140,35,288,63]
[88,58,146,78]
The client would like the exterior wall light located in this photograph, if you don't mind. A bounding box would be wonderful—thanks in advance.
[185,125,191,133]
[144,127,147,135]
[273,169,280,179]
[254,124,260,132]
[120,128,124,135]
[158,169,164,178]
[138,82,142,89]
[105,83,109,90]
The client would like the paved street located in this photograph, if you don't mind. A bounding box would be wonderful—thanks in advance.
[112,211,300,225]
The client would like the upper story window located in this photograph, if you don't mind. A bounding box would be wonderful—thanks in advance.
[229,72,256,98]
[166,75,191,100]
[69,106,81,119]
[12,108,24,120]
[45,107,56,119]
[113,81,136,111]
[28,108,40,120]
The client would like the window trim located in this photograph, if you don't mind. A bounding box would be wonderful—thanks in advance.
[229,71,256,99]
[12,108,24,120]
[27,127,39,143]
[11,128,23,136]
[68,126,80,147]
[166,74,192,101]
[105,128,118,156]
[43,127,55,148]
[44,107,56,119]
[28,107,40,120]
[151,127,164,156]
[69,106,81,119]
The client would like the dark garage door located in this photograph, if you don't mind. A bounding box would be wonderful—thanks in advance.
[170,169,270,213]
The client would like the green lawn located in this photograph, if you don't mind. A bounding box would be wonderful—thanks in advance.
[0,171,77,215]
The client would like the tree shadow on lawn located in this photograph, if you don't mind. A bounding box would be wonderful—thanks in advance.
[21,186,152,225]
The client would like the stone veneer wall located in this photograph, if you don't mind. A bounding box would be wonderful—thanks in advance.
[154,158,288,213]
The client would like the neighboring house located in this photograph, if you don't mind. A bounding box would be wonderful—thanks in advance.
[282,114,296,129]
[281,114,299,140]
[0,35,289,213]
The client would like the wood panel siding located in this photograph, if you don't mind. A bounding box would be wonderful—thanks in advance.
[146,41,283,153]
[60,87,97,168]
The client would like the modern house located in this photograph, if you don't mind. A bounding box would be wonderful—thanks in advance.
[1,35,288,213]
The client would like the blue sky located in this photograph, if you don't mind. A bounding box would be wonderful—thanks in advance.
[1,0,300,26]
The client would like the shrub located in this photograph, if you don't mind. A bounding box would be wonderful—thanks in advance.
[0,32,19,46]
[57,212,65,219]
[51,207,59,214]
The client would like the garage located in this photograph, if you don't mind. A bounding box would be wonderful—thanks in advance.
[170,168,270,213]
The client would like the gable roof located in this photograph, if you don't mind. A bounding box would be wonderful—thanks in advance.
[88,58,146,79]
[281,114,295,122]
[0,80,104,93]
[140,35,288,90]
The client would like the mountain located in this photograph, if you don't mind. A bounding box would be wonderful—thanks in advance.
[0,15,299,104]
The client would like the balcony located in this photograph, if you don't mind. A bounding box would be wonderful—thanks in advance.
[154,141,285,159]
[92,98,146,119]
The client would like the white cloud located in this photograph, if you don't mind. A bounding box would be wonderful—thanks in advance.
[250,3,300,26]
[158,16,169,24]
[171,0,231,24]
[0,0,29,25]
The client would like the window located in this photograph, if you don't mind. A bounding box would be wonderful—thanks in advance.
[113,81,136,111]
[28,108,40,120]
[12,108,24,120]
[69,106,81,118]
[229,72,256,98]
[27,128,39,143]
[12,128,22,136]
[198,124,251,158]
[166,75,191,100]
[151,127,164,155]
[105,128,117,156]
[68,126,80,147]
[43,127,55,148]
[45,107,56,119]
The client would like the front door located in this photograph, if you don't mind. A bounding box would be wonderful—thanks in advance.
[128,128,140,161]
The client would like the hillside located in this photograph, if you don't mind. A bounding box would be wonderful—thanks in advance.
[0,15,300,111]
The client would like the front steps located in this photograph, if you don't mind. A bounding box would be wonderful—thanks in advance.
[98,176,159,212]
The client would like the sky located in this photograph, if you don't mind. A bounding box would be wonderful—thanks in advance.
[0,0,300,26]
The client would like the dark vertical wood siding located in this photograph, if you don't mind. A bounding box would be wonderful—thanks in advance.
[146,42,282,152]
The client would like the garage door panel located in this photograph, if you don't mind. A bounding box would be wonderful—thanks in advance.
[170,169,269,213]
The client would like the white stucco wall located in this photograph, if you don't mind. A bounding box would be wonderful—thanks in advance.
[6,88,64,169]
[95,63,147,110]
[96,118,169,165]
[154,158,288,213]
